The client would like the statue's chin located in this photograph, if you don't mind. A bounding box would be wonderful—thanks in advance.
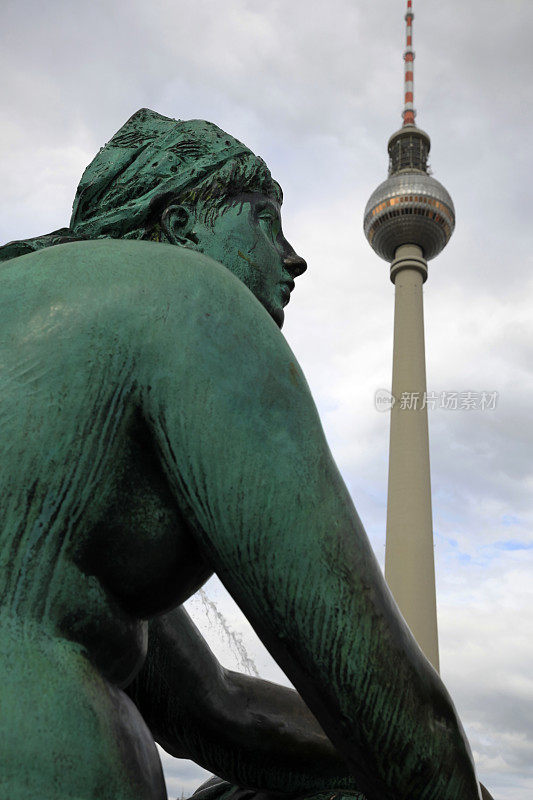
[271,307,285,329]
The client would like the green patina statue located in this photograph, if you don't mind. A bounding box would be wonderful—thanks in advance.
[0,109,486,800]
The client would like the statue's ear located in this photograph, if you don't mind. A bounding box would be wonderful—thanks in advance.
[160,204,199,248]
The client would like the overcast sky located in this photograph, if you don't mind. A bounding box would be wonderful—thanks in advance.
[2,1,532,798]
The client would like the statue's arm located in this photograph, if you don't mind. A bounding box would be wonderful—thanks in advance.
[138,260,482,800]
[127,606,361,794]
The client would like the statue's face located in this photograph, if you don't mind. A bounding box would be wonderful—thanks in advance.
[188,193,307,328]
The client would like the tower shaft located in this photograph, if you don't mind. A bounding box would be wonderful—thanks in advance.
[385,245,439,671]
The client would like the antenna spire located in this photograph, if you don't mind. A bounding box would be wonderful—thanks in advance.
[403,0,416,126]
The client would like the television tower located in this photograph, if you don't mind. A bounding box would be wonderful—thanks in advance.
[363,0,455,671]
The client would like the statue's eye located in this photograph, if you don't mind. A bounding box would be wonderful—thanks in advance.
[257,209,280,238]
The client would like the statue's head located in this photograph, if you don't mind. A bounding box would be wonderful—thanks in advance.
[2,109,306,327]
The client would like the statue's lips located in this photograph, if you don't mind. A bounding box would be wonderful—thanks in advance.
[280,280,295,306]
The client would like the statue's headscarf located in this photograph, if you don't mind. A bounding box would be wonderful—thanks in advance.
[1,108,273,262]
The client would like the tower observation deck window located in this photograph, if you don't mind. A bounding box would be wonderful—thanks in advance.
[388,133,430,174]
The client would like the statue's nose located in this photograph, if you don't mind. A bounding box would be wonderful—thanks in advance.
[283,254,307,278]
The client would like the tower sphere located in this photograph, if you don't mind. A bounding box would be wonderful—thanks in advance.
[364,171,455,263]
[364,126,455,263]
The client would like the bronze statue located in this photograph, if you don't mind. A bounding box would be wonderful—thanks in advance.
[0,109,486,800]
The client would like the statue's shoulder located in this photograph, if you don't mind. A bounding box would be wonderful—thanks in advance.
[3,238,233,290]
[1,239,274,349]
[3,238,251,315]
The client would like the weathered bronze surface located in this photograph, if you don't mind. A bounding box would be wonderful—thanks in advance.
[0,109,484,800]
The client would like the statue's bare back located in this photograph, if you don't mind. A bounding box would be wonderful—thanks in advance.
[1,242,228,798]
[0,239,482,800]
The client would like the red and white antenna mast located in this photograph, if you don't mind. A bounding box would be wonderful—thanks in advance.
[402,0,416,126]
